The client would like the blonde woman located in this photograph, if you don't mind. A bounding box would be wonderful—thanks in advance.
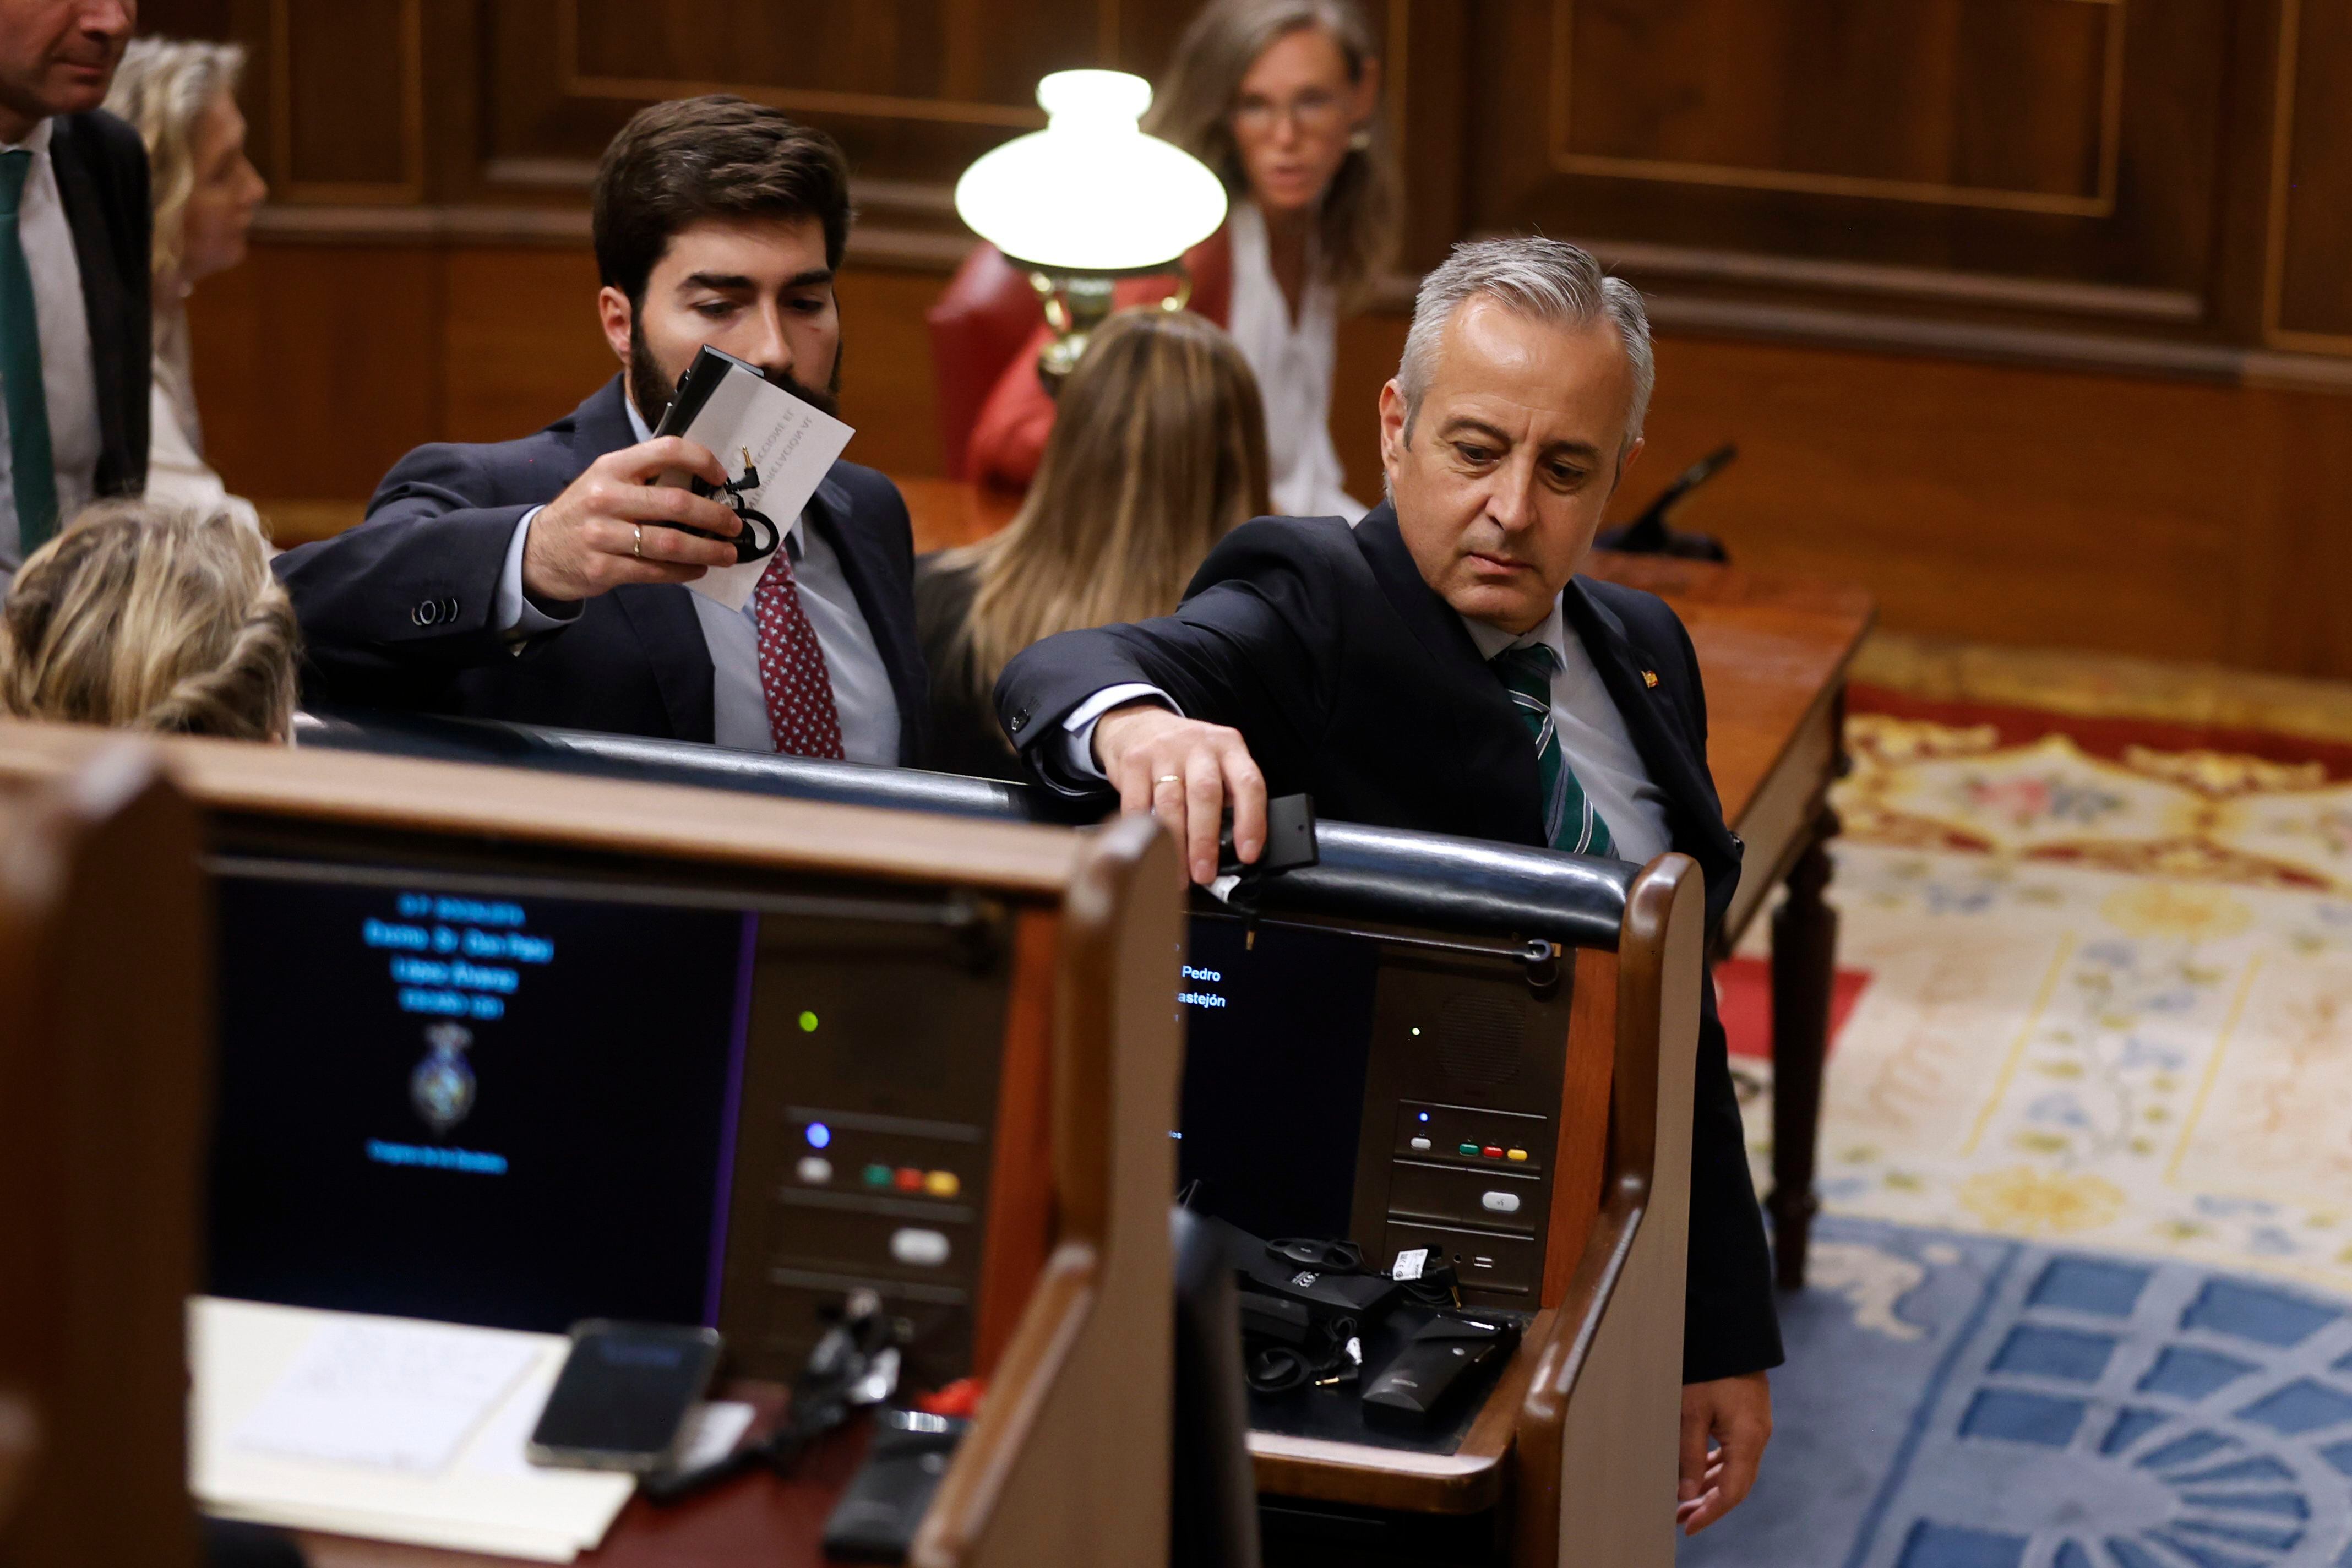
[967,0,1396,520]
[1,500,299,741]
[102,39,269,533]
[917,309,1271,780]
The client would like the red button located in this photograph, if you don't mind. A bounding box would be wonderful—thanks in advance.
[1482,1146,1502,1158]
[894,1167,924,1191]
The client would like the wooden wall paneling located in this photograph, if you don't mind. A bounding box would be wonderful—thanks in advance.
[1620,331,2352,676]
[476,0,1121,237]
[2265,0,2352,350]
[1466,0,2239,314]
[187,243,447,505]
[1329,306,1407,504]
[1386,0,1463,271]
[1556,0,2122,215]
[836,266,950,479]
[270,0,425,203]
[439,247,611,442]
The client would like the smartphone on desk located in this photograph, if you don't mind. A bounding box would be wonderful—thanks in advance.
[527,1320,723,1473]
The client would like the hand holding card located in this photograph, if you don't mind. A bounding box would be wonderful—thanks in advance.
[650,346,857,613]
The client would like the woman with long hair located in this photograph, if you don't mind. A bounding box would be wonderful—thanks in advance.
[966,0,1396,521]
[918,309,1271,779]
[102,38,270,532]
[1,499,300,742]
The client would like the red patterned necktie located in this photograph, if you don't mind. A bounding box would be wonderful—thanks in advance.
[752,548,845,759]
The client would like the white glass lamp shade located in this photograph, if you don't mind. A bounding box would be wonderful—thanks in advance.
[954,69,1229,273]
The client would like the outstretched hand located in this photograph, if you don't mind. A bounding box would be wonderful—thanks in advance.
[1091,704,1268,886]
[1678,1371,1772,1533]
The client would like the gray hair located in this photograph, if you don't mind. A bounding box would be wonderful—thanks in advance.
[1396,236,1654,453]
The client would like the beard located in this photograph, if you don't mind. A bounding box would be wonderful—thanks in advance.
[628,322,844,428]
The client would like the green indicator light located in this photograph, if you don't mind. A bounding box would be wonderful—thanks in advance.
[798,1010,820,1032]
[863,1164,892,1187]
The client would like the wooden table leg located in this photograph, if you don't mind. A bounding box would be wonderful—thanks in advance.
[1766,808,1839,1291]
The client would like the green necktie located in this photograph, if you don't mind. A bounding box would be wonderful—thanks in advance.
[1490,641,1617,858]
[0,147,59,555]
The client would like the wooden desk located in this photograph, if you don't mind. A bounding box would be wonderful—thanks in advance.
[1580,553,1874,1290]
[291,1385,864,1568]
[895,481,1876,1288]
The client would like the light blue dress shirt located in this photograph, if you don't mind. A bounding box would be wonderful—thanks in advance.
[492,396,901,765]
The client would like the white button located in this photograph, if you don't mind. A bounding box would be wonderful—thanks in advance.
[1480,1191,1522,1214]
[1409,1136,1432,1152]
[891,1228,951,1266]
[796,1156,832,1185]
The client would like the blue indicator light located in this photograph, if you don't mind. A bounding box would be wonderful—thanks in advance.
[806,1122,832,1150]
[1417,1112,1430,1123]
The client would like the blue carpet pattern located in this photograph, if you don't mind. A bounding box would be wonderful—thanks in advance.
[1680,1217,2352,1567]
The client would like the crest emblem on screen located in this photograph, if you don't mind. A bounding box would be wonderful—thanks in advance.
[410,1021,477,1135]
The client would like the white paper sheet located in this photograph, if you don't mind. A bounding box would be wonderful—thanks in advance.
[658,366,855,613]
[193,1299,637,1562]
[231,1315,538,1474]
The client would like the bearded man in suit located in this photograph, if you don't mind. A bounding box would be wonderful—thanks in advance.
[997,235,1780,1533]
[279,96,928,766]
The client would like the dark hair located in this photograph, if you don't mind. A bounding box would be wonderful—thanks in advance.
[591,95,854,307]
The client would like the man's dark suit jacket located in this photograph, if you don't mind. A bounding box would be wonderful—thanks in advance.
[997,503,1783,1382]
[50,109,150,503]
[276,377,930,765]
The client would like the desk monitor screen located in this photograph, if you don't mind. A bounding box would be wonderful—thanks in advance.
[1178,912,1579,1308]
[209,852,1026,1384]
[209,865,750,1333]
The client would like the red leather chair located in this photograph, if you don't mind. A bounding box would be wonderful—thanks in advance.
[927,237,1235,484]
[927,246,1048,481]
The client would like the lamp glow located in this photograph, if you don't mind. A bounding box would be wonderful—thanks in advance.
[954,70,1228,274]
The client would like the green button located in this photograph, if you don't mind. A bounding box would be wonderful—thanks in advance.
[1457,1142,1480,1157]
[863,1163,892,1187]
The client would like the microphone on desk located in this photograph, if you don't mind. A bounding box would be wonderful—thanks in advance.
[1596,442,1736,562]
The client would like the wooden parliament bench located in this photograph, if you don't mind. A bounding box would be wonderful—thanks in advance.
[0,717,1186,1568]
[295,709,1714,1567]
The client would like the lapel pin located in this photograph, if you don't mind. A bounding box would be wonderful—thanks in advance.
[1641,669,1660,689]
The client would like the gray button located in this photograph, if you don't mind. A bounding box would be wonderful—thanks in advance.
[1409,1136,1431,1152]
[1480,1191,1522,1215]
[891,1228,950,1266]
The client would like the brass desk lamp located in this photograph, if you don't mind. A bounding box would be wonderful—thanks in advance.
[954,70,1229,389]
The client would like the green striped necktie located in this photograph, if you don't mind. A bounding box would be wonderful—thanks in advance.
[0,146,59,554]
[1490,641,1617,858]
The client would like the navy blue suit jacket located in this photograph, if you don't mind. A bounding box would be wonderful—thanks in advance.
[997,504,1783,1382]
[276,377,930,765]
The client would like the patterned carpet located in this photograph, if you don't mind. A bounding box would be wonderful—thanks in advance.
[1690,675,2352,1565]
[1728,685,2352,1297]
[1681,1215,2352,1568]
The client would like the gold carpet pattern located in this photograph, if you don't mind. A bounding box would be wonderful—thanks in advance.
[1741,710,2352,1296]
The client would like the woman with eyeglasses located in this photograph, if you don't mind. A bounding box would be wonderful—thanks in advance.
[967,0,1397,522]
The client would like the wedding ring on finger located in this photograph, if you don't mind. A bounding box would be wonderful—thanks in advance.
[1156,775,1184,786]
[633,523,644,559]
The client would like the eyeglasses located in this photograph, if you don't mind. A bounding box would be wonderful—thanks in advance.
[1230,88,1352,139]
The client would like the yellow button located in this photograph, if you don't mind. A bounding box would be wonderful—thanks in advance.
[925,1170,961,1199]
[1506,1148,1529,1162]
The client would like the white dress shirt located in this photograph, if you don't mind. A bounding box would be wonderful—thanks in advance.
[1056,589,1673,865]
[1457,597,1671,865]
[0,118,102,559]
[146,302,261,535]
[492,395,902,765]
[1225,200,1363,522]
